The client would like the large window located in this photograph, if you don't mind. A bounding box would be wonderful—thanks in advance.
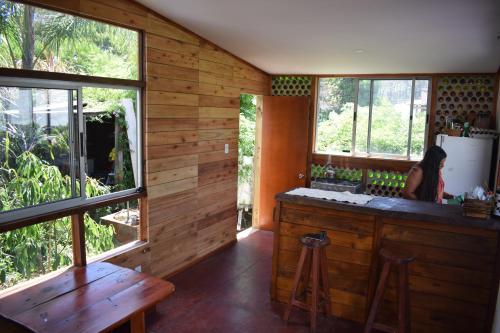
[0,2,142,290]
[0,0,138,79]
[316,78,430,159]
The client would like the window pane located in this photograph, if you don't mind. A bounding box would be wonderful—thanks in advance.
[411,80,429,158]
[85,199,139,259]
[0,218,72,290]
[0,1,138,80]
[316,78,356,153]
[370,80,412,156]
[0,86,78,212]
[83,87,139,197]
[355,80,371,154]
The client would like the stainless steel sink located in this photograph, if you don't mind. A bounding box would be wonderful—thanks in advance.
[310,178,362,194]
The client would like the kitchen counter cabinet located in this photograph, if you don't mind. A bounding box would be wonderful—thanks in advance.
[271,193,500,333]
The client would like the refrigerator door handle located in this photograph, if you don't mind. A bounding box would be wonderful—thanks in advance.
[439,135,445,146]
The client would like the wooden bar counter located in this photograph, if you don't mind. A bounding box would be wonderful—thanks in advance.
[271,192,500,333]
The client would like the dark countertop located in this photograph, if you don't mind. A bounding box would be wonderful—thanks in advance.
[276,192,500,231]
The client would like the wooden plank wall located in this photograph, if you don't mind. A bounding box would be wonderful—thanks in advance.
[28,0,270,277]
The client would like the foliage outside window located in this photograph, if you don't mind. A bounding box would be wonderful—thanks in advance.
[0,2,141,290]
[316,78,430,159]
[0,0,138,79]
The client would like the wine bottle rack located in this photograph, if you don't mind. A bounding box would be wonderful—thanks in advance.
[434,75,495,136]
[272,76,311,96]
[365,170,408,198]
[310,164,362,182]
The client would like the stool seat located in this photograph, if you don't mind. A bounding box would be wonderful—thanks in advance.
[300,234,331,248]
[379,249,414,264]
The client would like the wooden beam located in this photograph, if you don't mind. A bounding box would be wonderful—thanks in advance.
[312,153,415,173]
[0,190,146,233]
[252,95,263,229]
[306,76,318,187]
[0,68,144,87]
[71,213,86,267]
[427,75,439,146]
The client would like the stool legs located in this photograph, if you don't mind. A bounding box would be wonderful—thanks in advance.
[398,263,411,333]
[363,258,412,333]
[283,246,308,323]
[319,247,331,317]
[310,248,320,331]
[363,260,392,333]
[283,245,331,333]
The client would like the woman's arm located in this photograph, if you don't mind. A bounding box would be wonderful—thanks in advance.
[403,167,423,200]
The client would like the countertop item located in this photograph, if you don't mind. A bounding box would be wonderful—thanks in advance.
[286,187,372,205]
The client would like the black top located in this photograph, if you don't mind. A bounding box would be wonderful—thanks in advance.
[275,192,500,231]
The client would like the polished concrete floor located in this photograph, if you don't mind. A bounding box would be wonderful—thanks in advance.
[146,229,364,333]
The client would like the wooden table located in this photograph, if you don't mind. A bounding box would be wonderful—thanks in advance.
[0,262,175,333]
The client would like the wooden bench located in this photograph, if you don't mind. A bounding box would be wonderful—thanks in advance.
[0,262,174,333]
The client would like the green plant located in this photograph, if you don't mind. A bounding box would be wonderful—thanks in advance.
[0,152,115,289]
[238,95,256,186]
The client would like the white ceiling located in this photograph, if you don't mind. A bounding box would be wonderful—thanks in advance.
[137,0,500,74]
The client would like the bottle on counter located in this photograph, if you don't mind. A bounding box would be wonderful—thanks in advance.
[463,122,470,137]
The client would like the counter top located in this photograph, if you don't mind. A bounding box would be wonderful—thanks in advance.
[276,191,500,231]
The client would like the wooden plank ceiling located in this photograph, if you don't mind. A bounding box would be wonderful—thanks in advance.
[30,0,271,277]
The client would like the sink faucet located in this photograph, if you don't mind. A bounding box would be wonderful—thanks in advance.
[324,163,336,179]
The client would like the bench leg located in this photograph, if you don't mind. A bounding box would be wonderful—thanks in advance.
[131,312,145,333]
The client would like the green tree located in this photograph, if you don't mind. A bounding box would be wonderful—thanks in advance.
[0,152,114,289]
[238,94,256,186]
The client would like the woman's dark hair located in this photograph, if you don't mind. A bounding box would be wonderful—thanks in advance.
[415,145,447,202]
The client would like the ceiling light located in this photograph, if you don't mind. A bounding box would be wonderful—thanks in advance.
[354,49,365,54]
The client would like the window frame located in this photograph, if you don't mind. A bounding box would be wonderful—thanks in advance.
[314,76,432,160]
[0,76,143,226]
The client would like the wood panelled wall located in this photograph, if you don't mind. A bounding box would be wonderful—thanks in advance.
[27,0,270,277]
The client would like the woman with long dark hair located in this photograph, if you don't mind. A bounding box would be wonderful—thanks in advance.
[403,145,454,203]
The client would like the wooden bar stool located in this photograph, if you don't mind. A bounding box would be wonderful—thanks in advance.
[283,232,331,333]
[363,249,414,333]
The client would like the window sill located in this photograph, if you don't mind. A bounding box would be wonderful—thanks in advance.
[88,240,149,264]
[313,151,421,162]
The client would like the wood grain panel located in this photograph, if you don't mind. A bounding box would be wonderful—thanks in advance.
[199,107,239,119]
[146,154,198,173]
[147,105,198,119]
[147,165,198,186]
[198,118,239,129]
[146,62,198,82]
[146,142,199,160]
[146,118,198,132]
[147,48,198,69]
[146,34,199,56]
[199,95,239,108]
[147,76,198,94]
[147,91,199,106]
[146,130,198,146]
[199,60,232,77]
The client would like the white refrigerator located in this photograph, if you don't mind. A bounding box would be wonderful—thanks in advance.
[436,134,493,196]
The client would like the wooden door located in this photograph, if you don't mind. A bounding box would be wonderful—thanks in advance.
[256,96,309,231]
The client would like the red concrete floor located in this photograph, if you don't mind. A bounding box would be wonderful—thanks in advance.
[145,230,364,333]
